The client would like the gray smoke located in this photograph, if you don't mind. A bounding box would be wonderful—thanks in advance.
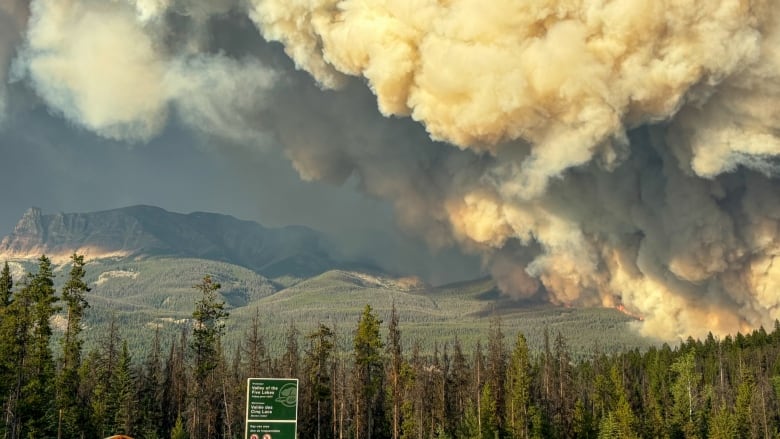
[2,0,780,340]
[0,0,28,122]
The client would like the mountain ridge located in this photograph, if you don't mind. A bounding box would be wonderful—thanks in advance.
[0,205,654,357]
[0,205,352,279]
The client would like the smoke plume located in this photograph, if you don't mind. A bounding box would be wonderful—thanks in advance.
[3,0,780,340]
[0,0,28,122]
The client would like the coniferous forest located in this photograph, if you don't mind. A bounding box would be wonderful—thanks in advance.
[3,256,780,438]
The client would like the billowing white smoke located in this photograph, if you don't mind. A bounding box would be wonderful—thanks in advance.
[0,0,28,122]
[248,0,780,340]
[249,0,776,196]
[15,0,275,141]
[4,0,780,340]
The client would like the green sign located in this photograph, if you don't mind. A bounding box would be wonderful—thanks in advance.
[245,378,298,439]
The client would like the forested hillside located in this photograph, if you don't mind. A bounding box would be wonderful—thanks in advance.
[4,255,653,359]
[2,256,779,438]
[0,206,653,358]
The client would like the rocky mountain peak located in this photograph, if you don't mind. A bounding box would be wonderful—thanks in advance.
[13,207,44,236]
[0,206,357,279]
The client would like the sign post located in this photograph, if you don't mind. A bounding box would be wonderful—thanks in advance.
[245,378,299,439]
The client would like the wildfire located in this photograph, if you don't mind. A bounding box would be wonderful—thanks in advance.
[615,304,644,321]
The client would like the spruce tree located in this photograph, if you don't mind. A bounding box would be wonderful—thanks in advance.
[162,328,188,435]
[734,366,756,439]
[188,275,228,439]
[280,320,301,379]
[473,341,485,438]
[708,407,737,439]
[607,365,639,439]
[57,253,91,438]
[353,304,386,439]
[671,350,701,437]
[243,308,269,378]
[433,345,449,436]
[386,302,403,439]
[507,332,532,438]
[170,416,189,439]
[302,323,335,439]
[479,384,498,439]
[553,331,574,438]
[0,261,11,307]
[0,261,13,436]
[112,341,136,435]
[16,255,59,438]
[400,341,420,439]
[137,326,165,439]
[91,315,122,437]
[486,316,507,436]
[190,275,228,380]
[449,337,470,423]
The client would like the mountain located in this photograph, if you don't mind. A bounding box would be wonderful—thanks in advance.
[0,206,656,357]
[0,205,351,279]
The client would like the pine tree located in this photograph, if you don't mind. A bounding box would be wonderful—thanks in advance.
[16,255,60,438]
[170,415,189,439]
[708,407,737,439]
[162,329,188,436]
[112,341,136,435]
[188,275,228,439]
[213,340,236,439]
[331,328,350,439]
[226,345,245,438]
[137,326,165,439]
[400,341,420,439]
[190,275,228,380]
[56,253,91,438]
[643,345,673,438]
[280,320,301,379]
[486,316,507,436]
[243,308,269,378]
[479,384,498,438]
[0,261,11,307]
[449,338,470,425]
[541,328,553,426]
[302,323,335,439]
[90,315,123,437]
[608,365,639,439]
[734,365,755,439]
[473,341,485,438]
[0,261,14,436]
[430,344,447,436]
[596,411,620,439]
[353,304,387,439]
[553,332,574,438]
[507,332,532,438]
[572,398,594,439]
[459,402,482,439]
[671,350,701,437]
[386,302,403,439]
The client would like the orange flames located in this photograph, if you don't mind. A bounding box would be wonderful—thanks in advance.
[615,304,644,321]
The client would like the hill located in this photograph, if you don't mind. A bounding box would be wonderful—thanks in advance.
[74,258,655,358]
[0,206,658,357]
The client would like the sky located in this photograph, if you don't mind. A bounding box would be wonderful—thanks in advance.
[3,0,780,341]
[0,96,483,285]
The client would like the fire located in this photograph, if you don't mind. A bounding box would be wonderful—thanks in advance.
[615,304,644,321]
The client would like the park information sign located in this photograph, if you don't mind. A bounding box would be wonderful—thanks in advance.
[245,378,299,439]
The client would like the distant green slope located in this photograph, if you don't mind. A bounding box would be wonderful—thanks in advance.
[0,205,660,359]
[9,256,658,359]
